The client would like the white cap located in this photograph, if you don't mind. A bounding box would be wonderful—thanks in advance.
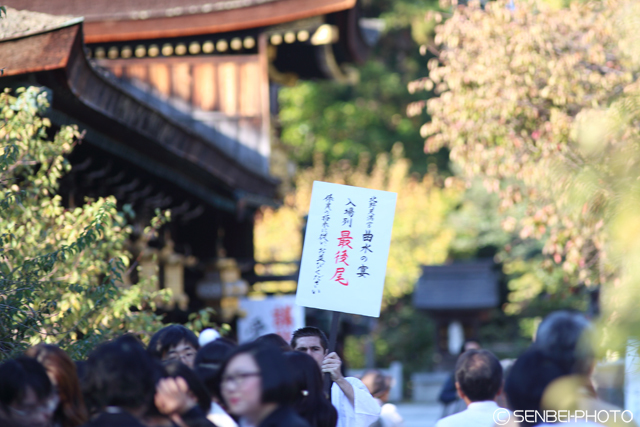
[199,328,221,347]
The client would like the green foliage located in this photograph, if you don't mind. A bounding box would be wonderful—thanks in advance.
[374,296,435,378]
[0,87,172,360]
[278,0,444,175]
[341,296,436,394]
[446,181,510,259]
[185,307,230,336]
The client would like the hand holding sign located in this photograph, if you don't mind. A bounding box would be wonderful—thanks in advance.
[296,181,397,399]
[322,352,344,381]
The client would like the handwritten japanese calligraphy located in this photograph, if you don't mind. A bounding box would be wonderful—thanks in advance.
[312,194,333,294]
[297,181,397,317]
[358,196,378,280]
[337,230,354,249]
[356,265,370,277]
[332,199,358,286]
[335,249,349,266]
[331,267,349,286]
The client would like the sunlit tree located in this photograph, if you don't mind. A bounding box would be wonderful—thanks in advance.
[0,87,171,359]
[412,0,640,345]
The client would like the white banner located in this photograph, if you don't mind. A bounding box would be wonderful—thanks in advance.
[237,295,305,344]
[296,181,397,317]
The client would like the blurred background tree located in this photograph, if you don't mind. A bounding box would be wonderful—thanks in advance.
[260,0,640,395]
[278,0,445,175]
[412,0,640,350]
[0,87,217,360]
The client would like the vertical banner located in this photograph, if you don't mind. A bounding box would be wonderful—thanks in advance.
[296,181,397,318]
[237,295,305,343]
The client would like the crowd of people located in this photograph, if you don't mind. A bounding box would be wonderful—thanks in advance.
[435,310,635,427]
[0,326,383,427]
[0,310,633,427]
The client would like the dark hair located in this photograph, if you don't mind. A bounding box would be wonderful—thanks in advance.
[283,351,337,427]
[534,310,593,375]
[455,349,503,402]
[217,342,294,406]
[460,338,481,355]
[360,370,391,399]
[148,325,199,360]
[291,327,329,352]
[195,340,236,397]
[163,362,211,413]
[0,356,52,412]
[25,344,88,427]
[504,347,569,427]
[83,335,156,412]
[255,333,293,352]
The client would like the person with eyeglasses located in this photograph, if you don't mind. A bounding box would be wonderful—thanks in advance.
[148,325,200,369]
[0,356,57,427]
[216,342,311,427]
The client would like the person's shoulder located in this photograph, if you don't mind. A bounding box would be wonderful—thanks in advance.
[434,409,468,427]
[436,406,502,427]
[260,406,311,427]
[283,408,312,427]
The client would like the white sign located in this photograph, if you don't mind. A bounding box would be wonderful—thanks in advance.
[237,295,305,344]
[296,181,397,317]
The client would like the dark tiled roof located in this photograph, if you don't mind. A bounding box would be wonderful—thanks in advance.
[6,0,357,44]
[4,0,281,22]
[0,7,80,41]
[413,260,499,310]
[0,23,278,202]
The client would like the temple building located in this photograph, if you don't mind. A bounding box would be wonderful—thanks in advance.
[1,0,376,323]
[413,260,501,366]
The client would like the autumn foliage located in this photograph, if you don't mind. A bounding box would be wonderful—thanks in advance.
[412,0,640,340]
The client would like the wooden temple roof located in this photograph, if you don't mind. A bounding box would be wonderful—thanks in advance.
[4,0,357,43]
[0,11,278,208]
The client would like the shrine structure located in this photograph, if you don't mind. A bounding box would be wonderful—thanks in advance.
[1,0,376,324]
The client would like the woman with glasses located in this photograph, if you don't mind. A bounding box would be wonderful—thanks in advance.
[217,342,311,427]
[26,344,89,427]
[194,339,238,427]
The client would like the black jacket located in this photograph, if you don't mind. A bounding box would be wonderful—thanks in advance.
[81,411,147,427]
[259,406,311,427]
[81,407,214,427]
[180,406,216,427]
